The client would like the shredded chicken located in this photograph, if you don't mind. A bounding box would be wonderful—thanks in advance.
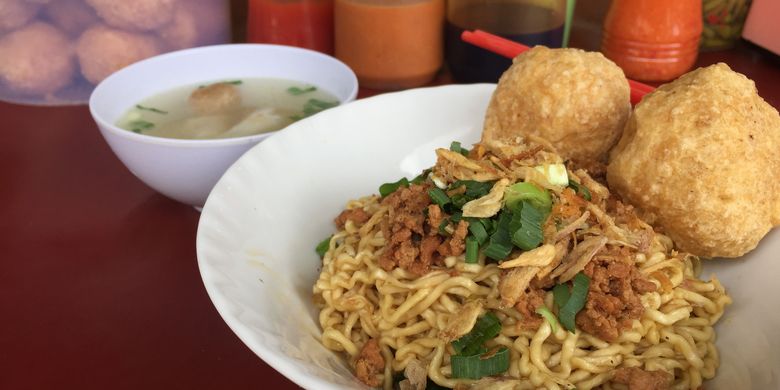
[498,267,539,308]
[399,359,427,390]
[462,178,510,218]
[499,244,556,269]
[440,300,483,342]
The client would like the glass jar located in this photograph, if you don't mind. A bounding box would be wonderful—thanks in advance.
[247,0,334,54]
[334,0,444,90]
[601,0,702,82]
[445,0,566,83]
[701,0,752,51]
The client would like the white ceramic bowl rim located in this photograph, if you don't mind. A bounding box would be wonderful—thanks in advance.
[89,44,359,149]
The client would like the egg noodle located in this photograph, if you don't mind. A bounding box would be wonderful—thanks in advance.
[313,142,731,390]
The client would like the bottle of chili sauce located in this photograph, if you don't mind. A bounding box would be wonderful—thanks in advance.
[601,0,702,82]
[247,0,334,55]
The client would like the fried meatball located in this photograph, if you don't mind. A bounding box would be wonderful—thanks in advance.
[43,0,98,36]
[159,5,197,50]
[0,22,75,95]
[76,25,162,84]
[482,46,631,163]
[85,0,176,31]
[607,63,780,258]
[0,0,40,31]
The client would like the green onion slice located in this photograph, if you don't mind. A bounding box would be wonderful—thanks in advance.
[449,180,494,200]
[535,306,559,334]
[553,283,571,311]
[428,187,451,207]
[483,211,513,261]
[511,201,546,250]
[450,141,470,157]
[466,218,489,245]
[558,272,591,333]
[451,347,510,379]
[410,169,430,185]
[465,236,479,263]
[287,85,317,95]
[451,312,501,355]
[504,182,552,213]
[315,235,332,258]
[135,104,168,114]
[379,177,409,197]
[567,179,592,201]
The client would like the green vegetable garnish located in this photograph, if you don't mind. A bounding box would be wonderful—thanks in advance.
[510,201,546,250]
[466,218,489,245]
[287,85,317,95]
[504,182,552,213]
[557,272,591,333]
[135,104,168,114]
[535,306,559,334]
[302,98,339,117]
[567,179,592,201]
[450,347,510,379]
[449,180,494,199]
[410,169,430,185]
[315,235,332,258]
[483,212,513,261]
[450,141,470,157]
[129,120,154,133]
[553,283,571,310]
[225,80,243,85]
[452,312,502,355]
[428,187,451,208]
[465,236,479,263]
[379,177,409,197]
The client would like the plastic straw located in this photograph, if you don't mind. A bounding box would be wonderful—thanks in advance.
[563,0,576,48]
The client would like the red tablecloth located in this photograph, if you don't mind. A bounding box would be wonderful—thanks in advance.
[1,43,777,390]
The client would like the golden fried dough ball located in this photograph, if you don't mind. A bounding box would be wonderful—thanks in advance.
[159,5,197,50]
[0,22,75,95]
[607,63,780,258]
[76,25,162,84]
[482,46,630,163]
[85,0,176,31]
[189,82,241,115]
[44,0,98,36]
[0,0,40,31]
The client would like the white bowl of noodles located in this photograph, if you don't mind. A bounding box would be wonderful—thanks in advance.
[196,84,780,389]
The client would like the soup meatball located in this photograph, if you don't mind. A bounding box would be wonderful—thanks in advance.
[608,63,780,258]
[43,0,98,37]
[0,0,40,32]
[0,22,75,95]
[77,25,162,84]
[482,46,630,163]
[85,0,176,31]
[188,82,241,115]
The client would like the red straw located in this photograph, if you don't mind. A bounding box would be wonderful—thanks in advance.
[461,30,654,105]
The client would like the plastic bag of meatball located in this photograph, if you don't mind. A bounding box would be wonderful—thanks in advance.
[0,0,231,105]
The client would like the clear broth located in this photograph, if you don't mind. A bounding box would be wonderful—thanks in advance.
[117,78,339,139]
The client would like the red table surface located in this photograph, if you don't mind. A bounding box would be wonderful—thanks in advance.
[1,43,778,390]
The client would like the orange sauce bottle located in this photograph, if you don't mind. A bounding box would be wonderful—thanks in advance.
[601,0,702,82]
[247,0,334,54]
[334,0,444,90]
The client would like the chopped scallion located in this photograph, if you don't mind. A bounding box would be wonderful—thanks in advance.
[450,141,470,157]
[449,180,494,199]
[287,85,317,95]
[504,182,552,213]
[465,236,479,263]
[410,169,430,185]
[535,306,559,334]
[450,347,510,379]
[568,180,592,201]
[558,272,591,333]
[315,235,332,258]
[483,211,513,261]
[511,201,546,250]
[467,218,489,245]
[135,104,168,114]
[379,177,409,197]
[129,119,154,133]
[553,283,571,311]
[451,312,501,355]
[428,187,451,207]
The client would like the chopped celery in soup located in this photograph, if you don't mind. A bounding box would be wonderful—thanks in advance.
[117,78,339,139]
